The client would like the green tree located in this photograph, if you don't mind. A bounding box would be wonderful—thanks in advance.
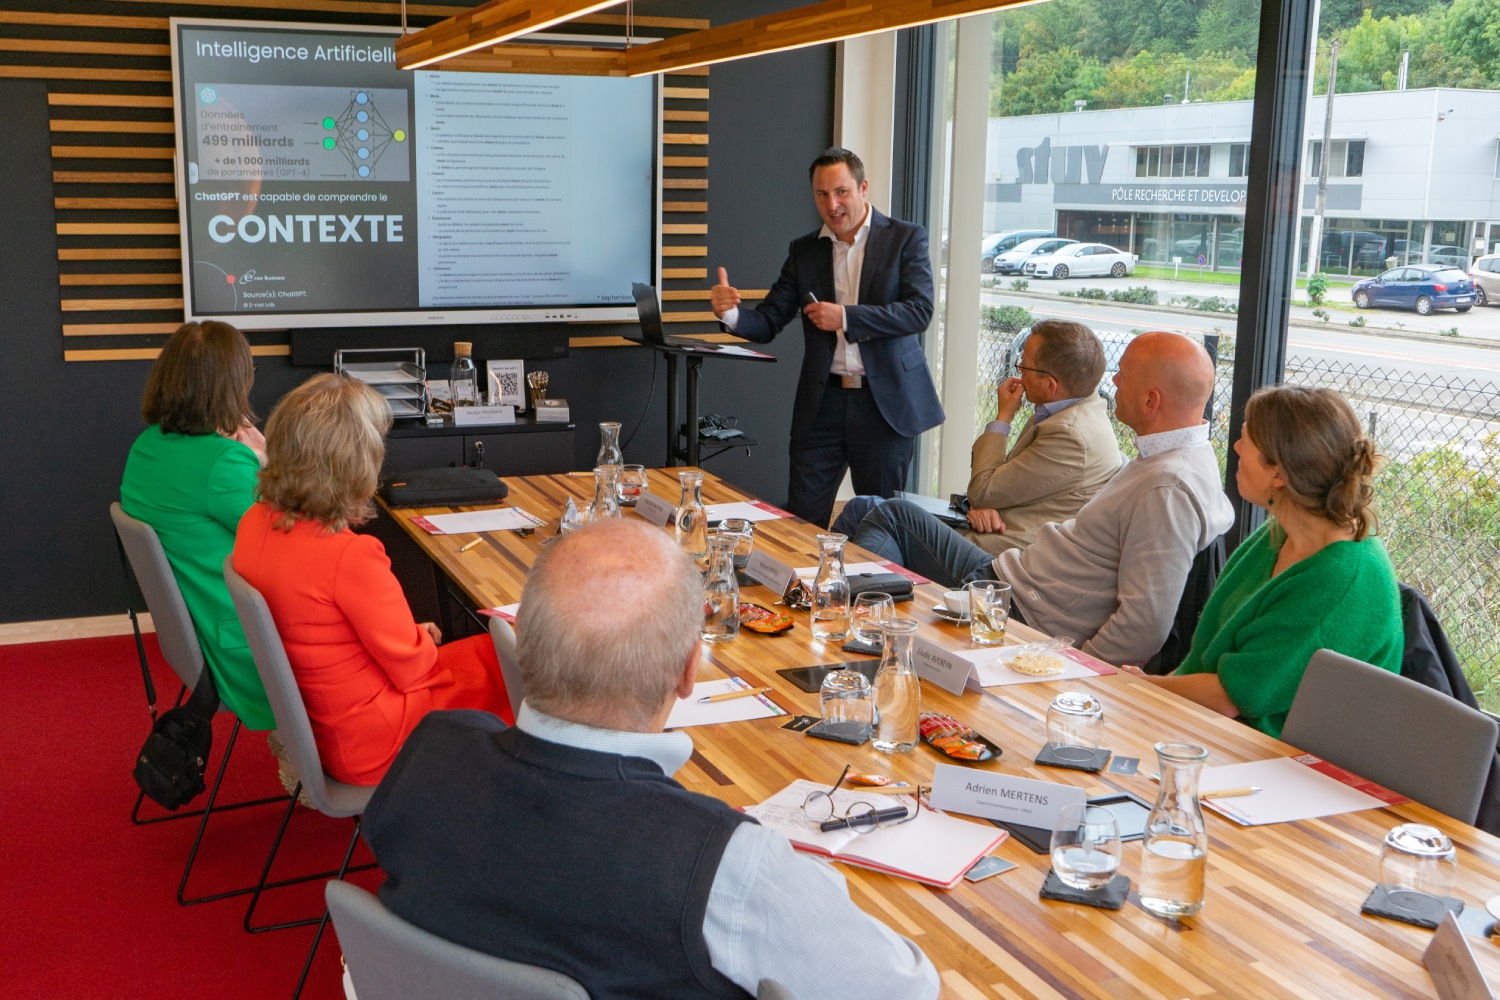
[1440,0,1500,86]
[995,47,1104,116]
[1194,0,1262,54]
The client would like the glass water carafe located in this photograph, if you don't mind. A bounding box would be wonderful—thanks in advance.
[587,465,622,522]
[596,421,623,468]
[1140,741,1209,918]
[449,341,478,407]
[811,533,851,641]
[673,470,709,567]
[873,619,920,753]
[701,534,740,643]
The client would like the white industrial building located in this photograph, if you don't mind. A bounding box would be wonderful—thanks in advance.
[977,87,1500,275]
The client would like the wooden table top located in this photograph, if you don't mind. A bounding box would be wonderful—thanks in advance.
[380,467,1500,999]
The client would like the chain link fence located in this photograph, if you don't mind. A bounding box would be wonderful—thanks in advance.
[971,310,1500,709]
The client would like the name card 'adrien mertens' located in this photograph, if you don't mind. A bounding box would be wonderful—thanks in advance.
[930,764,1086,830]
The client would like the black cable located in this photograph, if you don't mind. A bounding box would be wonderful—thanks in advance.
[619,348,658,452]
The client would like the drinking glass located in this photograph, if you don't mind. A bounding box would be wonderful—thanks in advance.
[1051,804,1122,891]
[852,592,895,646]
[967,580,1011,645]
[618,464,648,506]
[1046,691,1104,764]
[717,518,755,570]
[1379,823,1457,918]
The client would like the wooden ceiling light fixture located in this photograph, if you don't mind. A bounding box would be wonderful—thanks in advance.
[395,0,1030,76]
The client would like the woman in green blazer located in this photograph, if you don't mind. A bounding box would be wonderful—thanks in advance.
[120,321,275,730]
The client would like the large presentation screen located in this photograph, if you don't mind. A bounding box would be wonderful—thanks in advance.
[170,19,658,330]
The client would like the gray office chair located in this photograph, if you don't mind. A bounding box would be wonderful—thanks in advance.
[225,558,377,999]
[109,502,284,903]
[1281,648,1500,824]
[488,614,525,719]
[326,882,590,1000]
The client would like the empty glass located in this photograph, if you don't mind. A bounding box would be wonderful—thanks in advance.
[818,665,873,744]
[1046,691,1104,764]
[1379,823,1458,918]
[717,518,755,570]
[967,579,1011,645]
[1051,804,1123,891]
[852,592,895,646]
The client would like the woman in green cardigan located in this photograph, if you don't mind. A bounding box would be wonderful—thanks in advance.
[120,321,275,731]
[1124,385,1402,738]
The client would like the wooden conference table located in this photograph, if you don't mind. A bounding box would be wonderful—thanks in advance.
[381,468,1500,999]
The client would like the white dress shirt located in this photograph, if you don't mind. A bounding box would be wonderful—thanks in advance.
[1134,421,1210,457]
[516,703,940,1000]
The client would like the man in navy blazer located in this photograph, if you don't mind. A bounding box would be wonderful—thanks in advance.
[712,148,944,527]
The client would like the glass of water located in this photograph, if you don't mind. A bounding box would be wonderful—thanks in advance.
[618,464,648,506]
[1379,823,1457,918]
[717,518,755,570]
[1051,803,1122,891]
[966,579,1011,646]
[852,592,895,646]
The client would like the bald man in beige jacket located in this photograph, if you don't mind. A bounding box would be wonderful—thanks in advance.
[962,320,1124,555]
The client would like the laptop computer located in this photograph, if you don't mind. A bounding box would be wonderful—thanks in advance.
[631,282,723,352]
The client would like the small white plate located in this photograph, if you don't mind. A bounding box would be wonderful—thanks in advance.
[931,605,970,623]
[1486,895,1500,923]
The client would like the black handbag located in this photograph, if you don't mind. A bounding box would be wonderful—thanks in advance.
[132,673,217,810]
[847,571,915,602]
[379,467,509,507]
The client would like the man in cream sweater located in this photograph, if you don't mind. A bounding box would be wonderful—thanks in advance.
[851,331,1233,667]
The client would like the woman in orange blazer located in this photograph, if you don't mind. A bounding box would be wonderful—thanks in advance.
[233,373,511,786]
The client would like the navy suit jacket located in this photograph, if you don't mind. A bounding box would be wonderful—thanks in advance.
[731,209,945,443]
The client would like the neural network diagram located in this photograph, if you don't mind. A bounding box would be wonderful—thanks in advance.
[320,90,408,180]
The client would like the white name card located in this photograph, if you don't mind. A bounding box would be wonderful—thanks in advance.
[912,635,980,695]
[453,404,516,427]
[634,491,675,528]
[930,764,1086,830]
[1425,912,1496,1000]
[745,550,796,594]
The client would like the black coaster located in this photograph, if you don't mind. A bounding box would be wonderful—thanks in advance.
[840,635,882,656]
[1361,883,1464,929]
[1040,869,1130,910]
[735,570,756,588]
[1035,743,1112,773]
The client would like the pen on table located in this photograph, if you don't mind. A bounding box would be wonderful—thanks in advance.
[458,538,483,553]
[1202,786,1261,799]
[565,471,594,478]
[697,686,771,704]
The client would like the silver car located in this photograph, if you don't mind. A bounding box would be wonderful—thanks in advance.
[1470,254,1500,307]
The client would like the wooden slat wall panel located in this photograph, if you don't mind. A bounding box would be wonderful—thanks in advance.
[6,1,711,361]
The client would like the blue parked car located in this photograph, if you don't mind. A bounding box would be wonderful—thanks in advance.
[1351,265,1476,315]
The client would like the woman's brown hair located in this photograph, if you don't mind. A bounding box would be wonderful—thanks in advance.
[1245,385,1381,540]
[258,373,392,533]
[141,321,255,435]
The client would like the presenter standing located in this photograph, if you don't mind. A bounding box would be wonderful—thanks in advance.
[711,147,944,527]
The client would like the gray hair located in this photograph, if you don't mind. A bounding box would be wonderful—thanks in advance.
[516,519,702,729]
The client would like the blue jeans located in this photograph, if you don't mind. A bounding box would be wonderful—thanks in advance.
[850,499,996,588]
[830,495,884,538]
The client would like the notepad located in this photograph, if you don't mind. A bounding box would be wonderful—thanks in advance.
[793,560,931,585]
[664,677,786,729]
[705,501,791,522]
[1199,754,1409,826]
[412,507,544,534]
[745,780,1007,889]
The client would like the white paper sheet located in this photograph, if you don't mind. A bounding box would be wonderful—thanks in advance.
[969,643,1108,687]
[705,501,788,523]
[664,677,786,729]
[796,560,888,578]
[415,507,545,534]
[1197,756,1402,826]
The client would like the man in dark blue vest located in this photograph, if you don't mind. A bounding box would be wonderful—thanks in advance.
[362,519,939,1000]
[712,147,945,527]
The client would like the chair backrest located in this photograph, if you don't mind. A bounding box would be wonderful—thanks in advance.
[488,615,525,720]
[1282,648,1500,824]
[326,882,590,1000]
[223,557,372,819]
[109,502,206,691]
[1143,532,1227,675]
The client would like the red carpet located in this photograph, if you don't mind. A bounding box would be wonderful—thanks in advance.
[0,634,380,1000]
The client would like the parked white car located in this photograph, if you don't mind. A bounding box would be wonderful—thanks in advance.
[1023,242,1137,279]
[993,237,1077,275]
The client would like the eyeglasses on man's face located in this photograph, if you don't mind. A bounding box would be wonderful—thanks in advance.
[1015,362,1054,379]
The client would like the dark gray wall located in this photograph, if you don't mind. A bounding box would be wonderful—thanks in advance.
[0,10,835,624]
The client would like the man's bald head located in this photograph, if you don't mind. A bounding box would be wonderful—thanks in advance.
[517,519,701,730]
[1111,331,1217,436]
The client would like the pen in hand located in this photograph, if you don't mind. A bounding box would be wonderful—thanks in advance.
[697,686,771,704]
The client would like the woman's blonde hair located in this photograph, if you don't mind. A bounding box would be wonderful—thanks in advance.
[259,373,392,532]
[141,321,255,435]
[1245,385,1381,540]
